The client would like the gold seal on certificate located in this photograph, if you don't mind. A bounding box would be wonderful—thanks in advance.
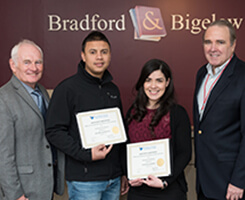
[127,139,171,179]
[76,107,127,149]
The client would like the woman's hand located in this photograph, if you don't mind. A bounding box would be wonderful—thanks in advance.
[142,175,165,189]
[129,178,144,187]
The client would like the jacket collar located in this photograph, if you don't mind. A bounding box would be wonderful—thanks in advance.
[197,54,237,122]
[77,60,113,85]
[10,75,46,119]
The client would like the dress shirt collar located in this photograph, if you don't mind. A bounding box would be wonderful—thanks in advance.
[205,54,234,76]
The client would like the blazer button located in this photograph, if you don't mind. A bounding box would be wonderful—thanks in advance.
[48,163,52,167]
[198,130,202,134]
[46,145,50,148]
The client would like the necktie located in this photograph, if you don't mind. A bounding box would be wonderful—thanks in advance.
[32,90,47,119]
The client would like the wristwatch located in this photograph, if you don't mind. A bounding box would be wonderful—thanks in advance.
[161,180,168,190]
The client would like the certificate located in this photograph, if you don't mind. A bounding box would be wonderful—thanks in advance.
[127,139,171,179]
[76,107,127,149]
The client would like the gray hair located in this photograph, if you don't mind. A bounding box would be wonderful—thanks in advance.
[11,39,43,64]
[203,20,236,46]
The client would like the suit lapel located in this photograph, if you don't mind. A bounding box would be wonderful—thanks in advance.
[194,67,207,124]
[195,69,207,97]
[11,76,43,118]
[201,56,236,121]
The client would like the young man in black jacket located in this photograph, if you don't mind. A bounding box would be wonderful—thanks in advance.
[46,31,128,200]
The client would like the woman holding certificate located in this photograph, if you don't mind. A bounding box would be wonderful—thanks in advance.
[126,59,192,200]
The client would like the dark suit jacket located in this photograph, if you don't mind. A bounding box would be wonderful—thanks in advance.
[193,54,245,199]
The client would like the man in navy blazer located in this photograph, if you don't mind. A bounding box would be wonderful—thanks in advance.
[193,20,245,200]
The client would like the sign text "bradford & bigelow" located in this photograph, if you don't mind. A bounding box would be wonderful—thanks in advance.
[48,13,243,34]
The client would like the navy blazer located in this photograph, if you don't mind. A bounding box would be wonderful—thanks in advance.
[193,54,245,199]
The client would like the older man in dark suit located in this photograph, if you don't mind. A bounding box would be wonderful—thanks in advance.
[193,20,245,200]
[0,40,64,200]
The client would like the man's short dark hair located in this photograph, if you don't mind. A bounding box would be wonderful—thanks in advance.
[82,31,111,52]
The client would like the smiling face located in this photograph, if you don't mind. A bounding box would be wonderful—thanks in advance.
[81,40,111,79]
[9,43,43,89]
[203,25,236,70]
[143,70,170,109]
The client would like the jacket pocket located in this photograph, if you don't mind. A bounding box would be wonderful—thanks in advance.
[17,165,34,174]
[218,153,237,162]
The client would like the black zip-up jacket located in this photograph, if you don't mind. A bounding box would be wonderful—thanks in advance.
[46,61,126,181]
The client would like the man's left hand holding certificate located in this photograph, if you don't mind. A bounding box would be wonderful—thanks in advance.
[76,107,127,149]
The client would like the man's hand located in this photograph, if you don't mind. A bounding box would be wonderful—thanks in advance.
[226,183,244,200]
[91,144,113,161]
[120,175,129,195]
[17,195,28,200]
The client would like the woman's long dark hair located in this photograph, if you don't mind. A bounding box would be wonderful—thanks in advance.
[128,59,176,137]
